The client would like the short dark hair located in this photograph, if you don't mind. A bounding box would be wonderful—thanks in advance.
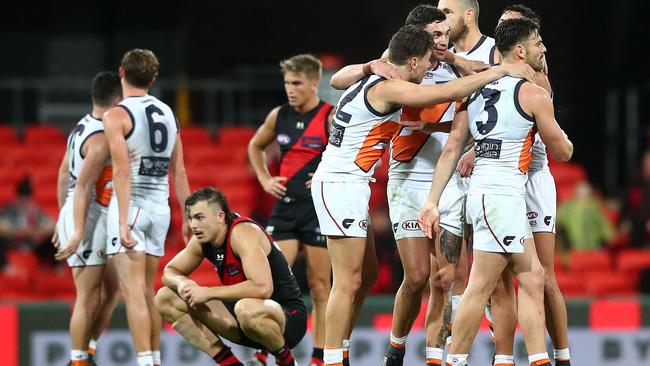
[388,25,434,66]
[185,187,236,224]
[120,49,160,89]
[405,4,447,27]
[280,54,322,80]
[494,18,540,56]
[91,71,121,108]
[502,4,541,26]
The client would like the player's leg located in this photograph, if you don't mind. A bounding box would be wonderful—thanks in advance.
[69,265,105,365]
[490,271,517,365]
[304,243,331,364]
[88,258,120,359]
[145,254,162,365]
[425,253,446,366]
[535,232,570,365]
[277,239,301,266]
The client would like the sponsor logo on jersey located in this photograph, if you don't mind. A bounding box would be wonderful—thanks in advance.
[266,225,275,233]
[359,220,368,230]
[529,220,537,227]
[277,133,292,145]
[342,218,355,229]
[503,235,515,246]
[328,122,345,148]
[139,156,170,177]
[474,138,502,159]
[226,263,241,276]
[402,220,421,231]
[296,121,305,129]
[215,253,224,261]
[301,136,323,148]
[527,211,538,219]
[544,216,552,226]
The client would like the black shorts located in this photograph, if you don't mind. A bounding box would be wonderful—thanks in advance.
[266,197,326,247]
[224,300,307,350]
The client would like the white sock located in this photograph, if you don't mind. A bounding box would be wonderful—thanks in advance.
[137,351,154,366]
[446,353,468,366]
[70,350,88,360]
[426,347,443,363]
[554,348,570,361]
[152,350,161,364]
[342,338,351,351]
[88,339,98,352]
[529,352,550,364]
[324,348,343,364]
[450,295,462,321]
[390,333,408,348]
[494,354,514,364]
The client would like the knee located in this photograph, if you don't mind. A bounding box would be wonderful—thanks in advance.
[402,268,429,293]
[308,275,330,303]
[234,299,265,330]
[523,266,546,294]
[437,266,455,292]
[154,287,176,317]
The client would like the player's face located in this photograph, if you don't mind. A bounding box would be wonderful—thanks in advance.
[524,31,546,72]
[187,201,225,243]
[438,0,467,43]
[412,50,433,83]
[284,71,317,108]
[424,21,450,61]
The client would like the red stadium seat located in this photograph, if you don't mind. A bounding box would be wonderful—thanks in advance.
[24,125,66,146]
[582,270,636,297]
[180,126,213,146]
[216,126,256,146]
[617,249,650,272]
[568,250,612,272]
[555,270,586,297]
[0,125,19,146]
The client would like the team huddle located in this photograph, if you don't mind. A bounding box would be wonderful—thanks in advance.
[54,1,573,366]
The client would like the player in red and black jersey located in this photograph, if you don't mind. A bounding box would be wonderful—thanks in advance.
[155,187,306,366]
[248,54,334,366]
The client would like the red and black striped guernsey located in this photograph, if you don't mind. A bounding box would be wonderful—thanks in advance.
[275,101,332,198]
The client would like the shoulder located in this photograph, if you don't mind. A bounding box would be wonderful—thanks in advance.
[518,81,551,106]
[103,105,129,123]
[230,221,267,254]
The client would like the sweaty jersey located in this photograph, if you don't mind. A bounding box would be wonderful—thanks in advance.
[388,62,461,189]
[118,95,178,212]
[202,216,303,306]
[468,76,535,197]
[65,114,112,208]
[276,101,332,198]
[451,35,498,66]
[313,75,401,182]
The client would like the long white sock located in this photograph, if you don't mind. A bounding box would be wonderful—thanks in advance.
[529,352,550,365]
[70,350,88,360]
[390,333,408,349]
[324,348,343,365]
[152,350,161,364]
[494,354,514,365]
[426,347,444,364]
[446,353,468,366]
[137,351,154,366]
[554,348,570,361]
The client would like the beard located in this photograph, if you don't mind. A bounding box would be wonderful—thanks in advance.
[450,21,470,44]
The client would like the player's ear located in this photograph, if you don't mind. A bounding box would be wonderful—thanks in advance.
[118,67,125,78]
[410,57,418,71]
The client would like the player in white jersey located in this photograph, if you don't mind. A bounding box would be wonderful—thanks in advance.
[104,49,191,366]
[419,19,573,366]
[53,71,122,366]
[313,24,534,366]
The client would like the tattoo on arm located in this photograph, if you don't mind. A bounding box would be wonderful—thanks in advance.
[440,230,462,265]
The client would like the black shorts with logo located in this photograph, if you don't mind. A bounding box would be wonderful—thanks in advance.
[224,300,307,350]
[266,197,326,247]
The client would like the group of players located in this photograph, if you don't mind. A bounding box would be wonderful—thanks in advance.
[53,1,574,366]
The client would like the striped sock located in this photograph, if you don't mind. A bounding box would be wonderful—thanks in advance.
[554,348,570,365]
[528,352,551,366]
[254,350,268,364]
[494,354,514,365]
[136,351,154,366]
[342,339,351,366]
[426,347,443,365]
[389,333,407,349]
[311,347,324,365]
[324,347,343,366]
[212,346,243,365]
[446,353,468,366]
[272,345,295,366]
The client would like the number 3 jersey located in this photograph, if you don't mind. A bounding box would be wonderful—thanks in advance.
[388,62,461,189]
[468,76,535,197]
[118,95,178,211]
[312,75,401,182]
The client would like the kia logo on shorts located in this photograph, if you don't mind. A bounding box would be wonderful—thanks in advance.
[527,211,538,219]
[503,236,515,246]
[359,220,368,230]
[342,218,355,229]
[402,220,421,231]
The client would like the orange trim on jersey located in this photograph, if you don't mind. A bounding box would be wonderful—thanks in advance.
[94,165,113,207]
[392,102,454,162]
[354,120,399,172]
[518,127,536,173]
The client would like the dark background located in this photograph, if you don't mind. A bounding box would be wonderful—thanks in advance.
[0,0,648,193]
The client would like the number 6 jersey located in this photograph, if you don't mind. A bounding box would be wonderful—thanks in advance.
[468,76,535,197]
[117,95,178,211]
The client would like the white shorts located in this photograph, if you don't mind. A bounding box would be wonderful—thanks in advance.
[311,181,371,237]
[466,194,532,254]
[439,173,470,238]
[387,185,426,241]
[106,198,170,257]
[57,201,108,267]
[525,170,556,234]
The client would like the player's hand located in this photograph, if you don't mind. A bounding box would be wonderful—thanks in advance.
[181,219,190,245]
[454,57,490,76]
[51,227,60,249]
[185,286,211,307]
[177,278,198,299]
[418,202,440,239]
[457,149,476,177]
[370,60,400,81]
[262,176,287,199]
[400,120,428,131]
[500,63,535,83]
[119,224,138,249]
[55,231,82,261]
[305,172,314,189]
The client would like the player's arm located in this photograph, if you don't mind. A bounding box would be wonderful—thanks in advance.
[56,152,69,209]
[55,134,110,260]
[520,83,572,161]
[329,51,397,90]
[419,108,471,239]
[162,236,204,293]
[443,51,490,75]
[248,106,288,199]
[170,133,191,243]
[103,107,136,247]
[379,63,534,108]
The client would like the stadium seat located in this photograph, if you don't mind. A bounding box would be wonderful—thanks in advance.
[34,267,75,298]
[0,189,15,208]
[616,249,650,272]
[0,125,19,146]
[568,250,612,272]
[555,270,586,297]
[24,125,66,146]
[180,126,213,146]
[582,270,636,296]
[216,126,256,145]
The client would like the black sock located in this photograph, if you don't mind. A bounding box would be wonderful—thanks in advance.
[272,345,295,366]
[311,347,324,362]
[212,346,243,365]
[555,361,571,366]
